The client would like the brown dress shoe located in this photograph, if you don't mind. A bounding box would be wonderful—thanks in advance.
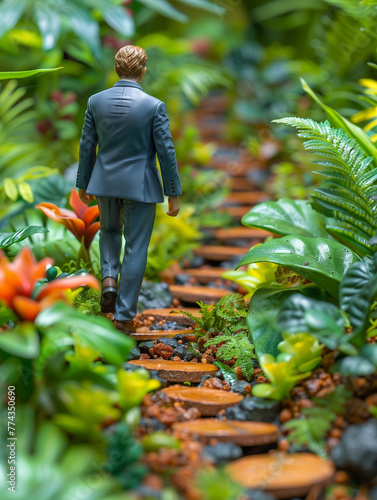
[113,319,136,334]
[101,276,117,314]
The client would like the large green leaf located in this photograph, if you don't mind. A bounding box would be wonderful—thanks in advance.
[35,4,62,50]
[339,253,377,345]
[301,79,377,168]
[137,0,188,22]
[102,4,135,36]
[241,199,331,238]
[333,344,377,376]
[0,68,63,80]
[36,303,134,366]
[0,323,40,359]
[62,3,100,57]
[0,225,48,249]
[278,293,354,352]
[237,235,359,297]
[0,0,29,39]
[248,285,331,361]
[176,0,225,15]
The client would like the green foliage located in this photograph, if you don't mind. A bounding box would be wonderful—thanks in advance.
[105,421,147,489]
[222,261,278,299]
[0,68,62,80]
[195,468,245,500]
[301,79,377,167]
[0,225,48,250]
[36,302,134,366]
[205,329,255,381]
[252,332,324,401]
[241,198,331,239]
[180,294,254,379]
[141,431,181,452]
[274,117,377,257]
[247,285,332,363]
[73,287,101,316]
[0,409,129,500]
[5,208,80,266]
[0,80,55,218]
[237,234,359,298]
[278,293,352,352]
[117,368,161,411]
[339,252,377,345]
[181,293,248,335]
[285,385,352,457]
[145,204,202,280]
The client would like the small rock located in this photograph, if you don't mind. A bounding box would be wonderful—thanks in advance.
[175,274,191,285]
[225,396,280,423]
[138,341,155,354]
[138,281,172,311]
[140,353,151,360]
[202,377,223,390]
[303,378,322,396]
[153,343,174,360]
[230,380,254,395]
[139,417,166,432]
[172,345,194,361]
[331,418,377,481]
[244,490,275,500]
[127,346,141,361]
[173,333,187,342]
[157,338,179,349]
[203,442,242,465]
[198,374,213,387]
[184,334,198,343]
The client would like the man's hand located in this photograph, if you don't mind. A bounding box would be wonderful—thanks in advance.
[166,196,180,217]
[78,188,95,205]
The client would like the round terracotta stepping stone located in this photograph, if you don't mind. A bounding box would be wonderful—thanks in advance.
[173,419,279,446]
[129,329,193,341]
[128,360,218,383]
[170,285,230,304]
[194,245,247,261]
[163,387,243,416]
[226,453,335,499]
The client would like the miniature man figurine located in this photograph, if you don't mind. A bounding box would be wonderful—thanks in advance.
[76,45,182,333]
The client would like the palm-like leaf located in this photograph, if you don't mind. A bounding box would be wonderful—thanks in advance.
[274,117,377,256]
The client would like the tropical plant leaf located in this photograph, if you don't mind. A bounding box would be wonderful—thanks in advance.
[36,303,134,366]
[237,235,359,297]
[273,116,377,257]
[0,322,40,359]
[0,226,48,250]
[339,253,377,345]
[137,0,188,22]
[176,0,225,15]
[241,199,331,238]
[35,4,62,50]
[0,68,62,80]
[0,0,29,39]
[301,79,377,167]
[247,285,331,361]
[101,4,135,36]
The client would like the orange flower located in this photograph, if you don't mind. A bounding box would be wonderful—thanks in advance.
[36,188,100,249]
[0,247,99,322]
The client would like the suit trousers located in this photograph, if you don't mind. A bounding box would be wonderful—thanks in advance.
[97,197,156,321]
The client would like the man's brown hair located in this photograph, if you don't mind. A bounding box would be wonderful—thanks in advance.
[114,45,148,80]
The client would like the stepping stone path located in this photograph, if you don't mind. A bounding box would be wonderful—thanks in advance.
[130,94,336,497]
[163,386,243,416]
[227,453,335,498]
[129,360,218,383]
[173,419,279,447]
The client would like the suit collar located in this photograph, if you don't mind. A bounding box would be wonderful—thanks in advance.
[113,80,142,89]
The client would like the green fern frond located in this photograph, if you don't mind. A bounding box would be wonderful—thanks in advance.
[285,385,351,457]
[274,117,377,257]
[205,330,255,381]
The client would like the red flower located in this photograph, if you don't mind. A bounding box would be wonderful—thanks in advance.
[0,247,99,322]
[36,188,100,250]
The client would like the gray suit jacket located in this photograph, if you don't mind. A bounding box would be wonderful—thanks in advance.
[76,80,182,203]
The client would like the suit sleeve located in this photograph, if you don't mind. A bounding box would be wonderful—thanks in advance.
[152,101,182,197]
[76,97,98,189]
